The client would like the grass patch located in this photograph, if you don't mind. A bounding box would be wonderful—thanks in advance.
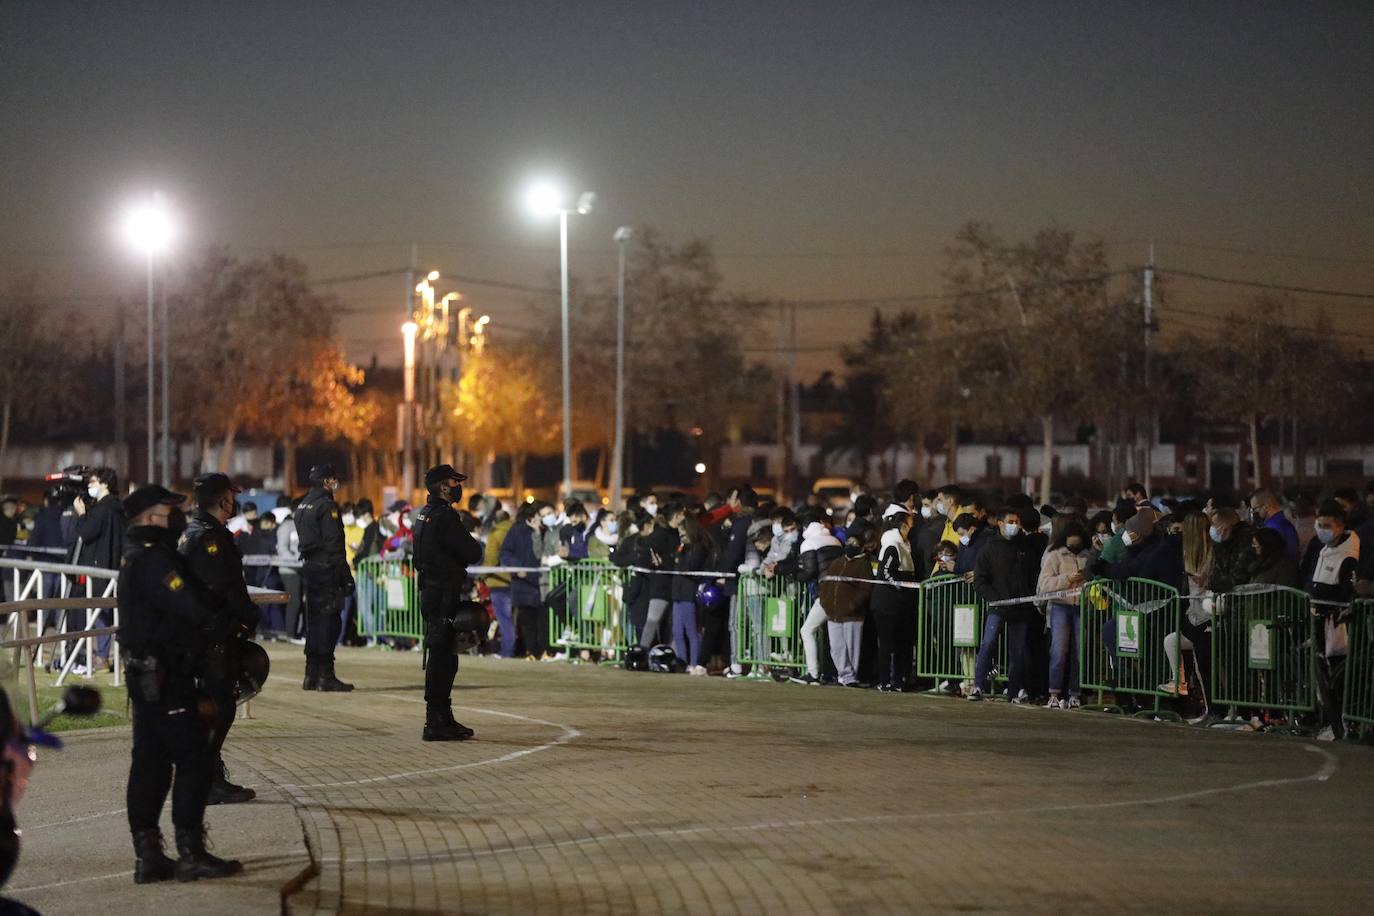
[11,679,129,733]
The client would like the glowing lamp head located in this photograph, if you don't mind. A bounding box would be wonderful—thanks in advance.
[526,181,566,215]
[694,462,707,474]
[401,321,418,336]
[122,194,176,257]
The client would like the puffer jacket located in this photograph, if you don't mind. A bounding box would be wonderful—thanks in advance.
[1037,546,1088,608]
[483,518,513,589]
[787,522,843,583]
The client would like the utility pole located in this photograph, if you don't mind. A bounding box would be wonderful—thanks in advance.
[775,304,788,500]
[610,227,632,510]
[789,303,801,499]
[402,243,417,501]
[113,305,126,470]
[1142,241,1155,494]
[159,265,171,486]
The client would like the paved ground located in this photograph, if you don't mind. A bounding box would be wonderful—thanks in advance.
[7,644,1374,915]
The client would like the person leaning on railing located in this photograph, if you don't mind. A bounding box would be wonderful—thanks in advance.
[873,506,919,693]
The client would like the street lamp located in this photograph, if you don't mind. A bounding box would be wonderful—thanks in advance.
[526,179,595,499]
[121,193,176,486]
[401,321,418,499]
[610,226,633,510]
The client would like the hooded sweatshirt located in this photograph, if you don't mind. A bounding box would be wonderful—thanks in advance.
[794,521,843,583]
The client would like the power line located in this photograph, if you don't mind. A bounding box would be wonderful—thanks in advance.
[1158,268,1374,302]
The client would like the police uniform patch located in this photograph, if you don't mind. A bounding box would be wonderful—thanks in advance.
[164,572,185,592]
[206,542,219,555]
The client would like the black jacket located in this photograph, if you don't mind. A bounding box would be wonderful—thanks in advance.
[411,496,484,591]
[872,539,919,617]
[293,486,349,584]
[914,514,948,573]
[178,508,261,636]
[672,541,712,603]
[644,525,677,600]
[353,520,382,569]
[116,525,225,675]
[1093,532,1186,594]
[76,494,125,570]
[972,532,1041,622]
[717,513,755,595]
[794,542,844,584]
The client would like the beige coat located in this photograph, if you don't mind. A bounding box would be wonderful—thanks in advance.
[1037,546,1087,607]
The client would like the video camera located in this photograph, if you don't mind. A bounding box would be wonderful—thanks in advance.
[44,465,92,508]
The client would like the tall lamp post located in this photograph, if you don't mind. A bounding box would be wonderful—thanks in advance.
[610,226,633,510]
[121,193,176,485]
[401,320,418,500]
[527,181,595,499]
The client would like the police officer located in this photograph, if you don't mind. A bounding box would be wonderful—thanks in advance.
[179,472,261,804]
[412,464,484,741]
[294,464,354,691]
[118,485,242,884]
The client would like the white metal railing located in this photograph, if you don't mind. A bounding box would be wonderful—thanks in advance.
[0,556,286,725]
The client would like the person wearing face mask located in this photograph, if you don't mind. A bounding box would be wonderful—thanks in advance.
[410,464,484,741]
[1248,489,1299,560]
[382,500,413,555]
[178,473,262,804]
[558,501,591,562]
[118,484,243,884]
[1037,521,1091,708]
[1203,507,1254,594]
[760,508,800,576]
[872,506,919,692]
[586,509,618,561]
[73,466,126,670]
[500,502,547,659]
[969,509,1040,703]
[818,520,877,688]
[293,464,355,691]
[951,514,990,581]
[276,498,304,644]
[1301,500,1360,739]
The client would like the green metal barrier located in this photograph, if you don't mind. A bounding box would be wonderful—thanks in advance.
[916,575,985,692]
[1210,584,1315,724]
[1078,577,1181,717]
[1345,600,1374,733]
[735,571,811,675]
[355,556,422,639]
[548,561,632,662]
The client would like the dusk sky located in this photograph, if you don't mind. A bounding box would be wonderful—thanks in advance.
[4,1,1372,372]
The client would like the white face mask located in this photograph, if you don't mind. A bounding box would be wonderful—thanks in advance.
[1111,521,1122,534]
[1039,521,1053,535]
[88,484,103,499]
[1121,531,1136,547]
[920,505,933,519]
[772,522,783,537]
[1001,523,1020,539]
[958,533,971,546]
[386,511,401,528]
[541,513,556,527]
[644,503,658,517]
[342,513,356,527]
[605,520,618,535]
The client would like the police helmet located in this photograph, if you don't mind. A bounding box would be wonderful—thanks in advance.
[233,641,271,704]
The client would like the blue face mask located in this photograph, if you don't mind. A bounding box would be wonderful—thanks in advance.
[1208,526,1224,544]
[1001,523,1020,540]
[1315,527,1336,545]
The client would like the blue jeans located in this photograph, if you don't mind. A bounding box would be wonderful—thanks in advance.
[671,600,698,668]
[490,589,516,658]
[1047,603,1081,697]
[972,613,1029,698]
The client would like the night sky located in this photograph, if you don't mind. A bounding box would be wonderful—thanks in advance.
[3,1,1373,372]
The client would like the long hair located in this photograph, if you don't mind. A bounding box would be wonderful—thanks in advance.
[1049,520,1089,552]
[1181,511,1213,578]
[680,514,717,565]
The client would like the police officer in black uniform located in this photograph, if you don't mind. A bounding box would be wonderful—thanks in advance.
[118,485,242,884]
[294,464,354,691]
[412,464,484,741]
[178,472,261,804]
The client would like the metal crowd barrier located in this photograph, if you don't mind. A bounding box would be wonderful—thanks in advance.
[2,557,121,686]
[1345,599,1374,734]
[734,570,811,675]
[354,555,422,639]
[917,575,991,692]
[1211,584,1316,726]
[1078,577,1181,717]
[547,560,634,661]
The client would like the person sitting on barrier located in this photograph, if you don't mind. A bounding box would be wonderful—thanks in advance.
[819,520,876,688]
[1039,520,1090,709]
[1161,512,1215,700]
[873,506,919,693]
[969,508,1042,703]
[1302,500,1360,739]
[790,514,845,686]
[952,514,989,581]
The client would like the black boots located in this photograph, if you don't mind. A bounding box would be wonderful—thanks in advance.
[316,659,354,692]
[301,657,320,691]
[206,759,256,805]
[174,827,243,882]
[422,705,474,742]
[132,828,176,884]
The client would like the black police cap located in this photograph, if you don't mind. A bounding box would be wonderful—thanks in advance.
[193,472,242,501]
[124,484,188,521]
[307,464,340,483]
[424,464,468,488]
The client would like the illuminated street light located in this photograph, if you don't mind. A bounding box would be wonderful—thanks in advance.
[524,176,595,499]
[121,192,176,486]
[695,462,707,474]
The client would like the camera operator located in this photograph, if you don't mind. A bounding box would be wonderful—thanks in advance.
[118,484,242,884]
[73,467,125,670]
[178,473,261,805]
[411,464,484,741]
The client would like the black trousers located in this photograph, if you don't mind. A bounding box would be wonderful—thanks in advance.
[515,604,544,657]
[421,587,459,708]
[872,606,916,687]
[303,574,343,663]
[126,691,213,833]
[698,607,730,667]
